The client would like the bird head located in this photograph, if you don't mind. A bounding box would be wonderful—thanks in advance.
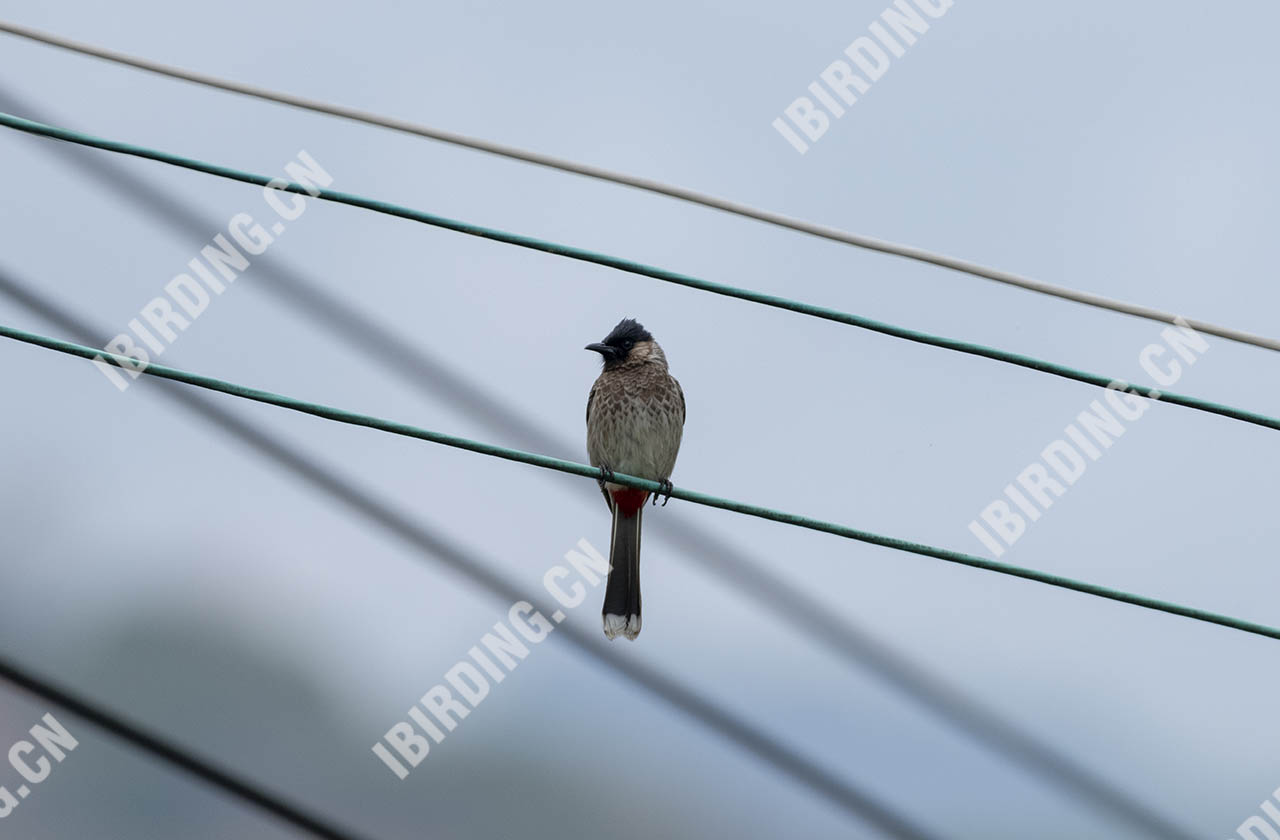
[586,318,659,368]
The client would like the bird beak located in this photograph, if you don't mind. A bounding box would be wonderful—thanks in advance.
[585,342,615,359]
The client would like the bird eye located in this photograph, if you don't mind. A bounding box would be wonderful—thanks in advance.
[623,339,634,349]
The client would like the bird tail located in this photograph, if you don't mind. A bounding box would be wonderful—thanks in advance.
[603,500,643,640]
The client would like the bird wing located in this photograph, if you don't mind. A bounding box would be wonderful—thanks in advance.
[586,378,599,426]
[585,378,614,512]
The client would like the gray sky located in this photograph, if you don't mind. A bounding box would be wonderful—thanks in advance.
[1,1,1278,838]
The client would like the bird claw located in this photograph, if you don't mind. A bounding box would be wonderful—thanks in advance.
[653,479,674,506]
[598,465,616,487]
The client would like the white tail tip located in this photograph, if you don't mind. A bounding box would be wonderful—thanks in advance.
[603,613,641,641]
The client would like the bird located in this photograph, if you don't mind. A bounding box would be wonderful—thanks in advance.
[585,318,685,640]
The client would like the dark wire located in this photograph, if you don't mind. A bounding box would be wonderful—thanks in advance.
[0,85,1196,840]
[1,108,1278,437]
[0,654,375,840]
[0,268,941,840]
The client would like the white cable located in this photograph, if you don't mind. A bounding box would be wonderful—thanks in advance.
[3,19,1277,352]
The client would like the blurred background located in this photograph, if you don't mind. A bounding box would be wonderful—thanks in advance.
[1,1,1278,837]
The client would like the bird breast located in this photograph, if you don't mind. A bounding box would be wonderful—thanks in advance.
[587,369,684,481]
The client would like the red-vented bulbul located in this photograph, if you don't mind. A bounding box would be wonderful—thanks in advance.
[585,318,685,640]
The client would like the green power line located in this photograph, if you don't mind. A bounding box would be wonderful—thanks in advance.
[5,17,1280,355]
[1,111,1278,435]
[2,319,1277,644]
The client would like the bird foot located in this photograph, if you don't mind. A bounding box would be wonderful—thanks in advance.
[652,479,674,506]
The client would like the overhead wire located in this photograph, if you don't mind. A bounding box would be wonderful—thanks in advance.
[0,110,1277,439]
[0,25,1246,839]
[0,86,1196,840]
[0,652,375,840]
[0,267,939,840]
[1,316,1278,647]
[1,18,1276,352]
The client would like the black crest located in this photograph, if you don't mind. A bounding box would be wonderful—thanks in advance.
[603,318,652,348]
